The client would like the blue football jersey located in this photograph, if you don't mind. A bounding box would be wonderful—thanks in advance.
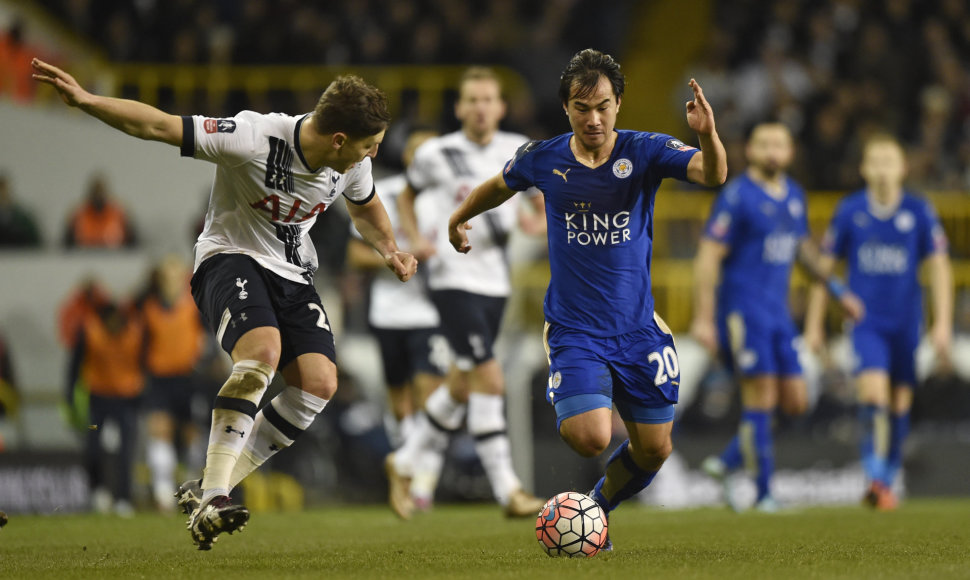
[822,191,947,327]
[703,172,809,318]
[503,130,697,336]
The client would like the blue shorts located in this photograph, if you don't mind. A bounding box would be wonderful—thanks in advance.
[717,307,801,377]
[543,314,678,430]
[852,323,920,386]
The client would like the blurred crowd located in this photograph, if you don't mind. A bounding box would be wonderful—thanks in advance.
[690,0,970,191]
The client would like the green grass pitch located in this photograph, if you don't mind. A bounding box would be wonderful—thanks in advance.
[2,498,969,579]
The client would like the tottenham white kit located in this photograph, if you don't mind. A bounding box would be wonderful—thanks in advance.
[354,173,440,330]
[407,130,534,297]
[182,111,375,284]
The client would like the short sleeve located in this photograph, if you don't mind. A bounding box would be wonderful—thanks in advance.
[917,198,948,259]
[644,133,698,182]
[502,140,540,192]
[703,180,742,247]
[342,157,376,205]
[181,114,258,166]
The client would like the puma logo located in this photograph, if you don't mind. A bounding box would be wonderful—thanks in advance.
[553,168,570,182]
[235,278,249,300]
[225,425,246,438]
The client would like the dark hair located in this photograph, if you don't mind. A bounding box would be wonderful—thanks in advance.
[313,75,391,138]
[558,49,625,105]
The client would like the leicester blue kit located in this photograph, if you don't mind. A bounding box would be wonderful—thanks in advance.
[822,191,948,385]
[503,130,696,425]
[703,172,808,377]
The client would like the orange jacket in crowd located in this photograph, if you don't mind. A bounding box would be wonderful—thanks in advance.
[64,200,137,248]
[142,291,204,377]
[69,305,144,398]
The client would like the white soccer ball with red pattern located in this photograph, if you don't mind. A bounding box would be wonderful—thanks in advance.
[535,491,608,558]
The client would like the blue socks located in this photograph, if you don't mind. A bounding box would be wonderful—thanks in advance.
[859,404,889,485]
[591,440,659,514]
[884,412,910,486]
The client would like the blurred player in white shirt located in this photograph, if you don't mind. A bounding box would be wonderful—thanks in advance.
[386,68,546,519]
[33,59,416,549]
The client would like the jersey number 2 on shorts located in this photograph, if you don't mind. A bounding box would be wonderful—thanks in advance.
[647,346,679,386]
[307,303,331,331]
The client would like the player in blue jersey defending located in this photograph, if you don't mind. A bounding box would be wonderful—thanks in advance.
[804,134,952,510]
[447,48,727,549]
[690,122,863,512]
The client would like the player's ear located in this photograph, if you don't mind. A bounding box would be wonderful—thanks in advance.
[332,132,347,149]
[615,95,621,113]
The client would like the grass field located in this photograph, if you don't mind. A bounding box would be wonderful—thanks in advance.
[2,498,969,579]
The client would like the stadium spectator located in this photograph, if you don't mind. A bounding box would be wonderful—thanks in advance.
[0,173,43,248]
[0,329,20,452]
[804,133,953,510]
[0,18,38,103]
[386,67,546,521]
[446,49,726,550]
[66,300,144,517]
[33,57,414,549]
[57,277,111,349]
[690,123,862,512]
[137,255,207,512]
[63,174,138,249]
[345,128,448,510]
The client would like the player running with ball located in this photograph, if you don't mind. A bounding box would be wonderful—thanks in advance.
[448,49,726,549]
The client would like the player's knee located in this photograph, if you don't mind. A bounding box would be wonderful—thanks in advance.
[220,359,275,400]
[781,397,808,417]
[561,428,611,458]
[297,371,338,400]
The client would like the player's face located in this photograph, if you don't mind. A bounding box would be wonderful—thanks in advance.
[861,141,906,192]
[564,75,620,151]
[745,125,793,177]
[455,78,505,137]
[339,130,385,172]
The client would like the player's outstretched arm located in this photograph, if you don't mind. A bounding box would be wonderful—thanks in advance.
[803,253,838,355]
[689,237,727,354]
[347,195,417,282]
[926,252,954,370]
[448,173,516,254]
[396,184,436,261]
[32,58,182,146]
[797,238,864,322]
[685,79,728,187]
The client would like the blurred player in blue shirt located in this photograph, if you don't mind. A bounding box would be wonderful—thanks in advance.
[447,49,728,549]
[804,134,952,510]
[691,123,862,512]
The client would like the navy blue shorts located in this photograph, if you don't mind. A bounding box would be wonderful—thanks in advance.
[852,323,920,386]
[191,253,335,369]
[372,326,448,387]
[717,306,802,377]
[143,374,198,422]
[543,313,679,429]
[430,290,505,370]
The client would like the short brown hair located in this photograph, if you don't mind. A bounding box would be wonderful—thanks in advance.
[313,75,391,138]
[459,67,502,96]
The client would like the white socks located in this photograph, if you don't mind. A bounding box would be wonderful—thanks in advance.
[468,392,520,506]
[201,360,274,503]
[392,386,464,477]
[229,386,328,488]
[147,437,177,507]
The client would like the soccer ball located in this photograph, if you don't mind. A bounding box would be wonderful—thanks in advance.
[535,492,608,558]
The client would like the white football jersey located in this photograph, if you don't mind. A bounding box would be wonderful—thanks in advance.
[183,111,375,284]
[407,130,533,296]
[352,173,440,329]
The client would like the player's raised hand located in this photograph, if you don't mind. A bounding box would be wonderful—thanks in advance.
[32,58,90,108]
[685,79,716,136]
[448,219,473,254]
[385,251,418,282]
